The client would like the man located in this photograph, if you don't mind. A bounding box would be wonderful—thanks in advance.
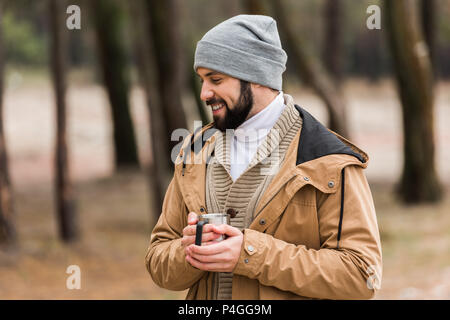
[146,14,382,300]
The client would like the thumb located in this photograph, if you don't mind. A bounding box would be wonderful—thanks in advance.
[212,224,242,237]
[187,212,198,225]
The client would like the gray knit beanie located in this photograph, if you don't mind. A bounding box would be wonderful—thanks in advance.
[194,14,287,91]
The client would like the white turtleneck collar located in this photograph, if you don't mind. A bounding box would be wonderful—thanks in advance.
[234,91,285,142]
[230,91,285,181]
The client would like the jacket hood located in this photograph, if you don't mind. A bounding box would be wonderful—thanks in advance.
[294,105,368,166]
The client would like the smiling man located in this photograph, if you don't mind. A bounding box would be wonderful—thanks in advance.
[197,68,278,132]
[146,14,382,300]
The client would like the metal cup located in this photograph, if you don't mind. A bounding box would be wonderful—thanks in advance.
[195,213,230,246]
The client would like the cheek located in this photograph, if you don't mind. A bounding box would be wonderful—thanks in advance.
[218,81,241,108]
[224,98,233,109]
[225,92,240,109]
[216,94,232,110]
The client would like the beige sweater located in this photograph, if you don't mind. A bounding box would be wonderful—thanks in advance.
[205,94,302,299]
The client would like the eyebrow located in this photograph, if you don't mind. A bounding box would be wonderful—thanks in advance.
[197,71,222,78]
[205,71,221,77]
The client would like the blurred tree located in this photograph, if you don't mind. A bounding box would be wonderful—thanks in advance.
[242,0,266,14]
[49,0,78,242]
[91,0,139,169]
[128,0,171,220]
[66,0,83,67]
[268,0,349,137]
[351,29,384,82]
[188,40,211,125]
[0,2,16,246]
[436,1,450,79]
[68,24,83,67]
[385,0,443,203]
[322,0,343,82]
[146,0,187,157]
[1,9,46,65]
[178,0,211,125]
[421,0,436,77]
[219,0,241,17]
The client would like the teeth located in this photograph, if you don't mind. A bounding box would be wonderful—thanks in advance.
[212,103,224,111]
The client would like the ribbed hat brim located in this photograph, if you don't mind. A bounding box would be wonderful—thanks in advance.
[194,40,286,90]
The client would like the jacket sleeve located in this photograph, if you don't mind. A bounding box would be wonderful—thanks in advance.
[233,165,383,299]
[145,173,205,291]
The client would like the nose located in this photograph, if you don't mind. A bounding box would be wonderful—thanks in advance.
[200,82,214,101]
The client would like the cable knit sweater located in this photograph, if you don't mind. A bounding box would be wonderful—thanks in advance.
[205,94,303,299]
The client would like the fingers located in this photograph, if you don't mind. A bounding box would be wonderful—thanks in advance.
[187,241,227,256]
[187,212,199,225]
[181,223,222,246]
[182,223,216,237]
[184,226,243,273]
[211,224,242,237]
[185,255,229,272]
[181,232,222,246]
[188,248,228,263]
[182,222,220,246]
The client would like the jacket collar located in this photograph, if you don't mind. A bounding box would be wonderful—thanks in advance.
[182,105,369,167]
[295,105,367,166]
[250,105,369,229]
[177,104,369,220]
[252,105,369,201]
[289,105,369,193]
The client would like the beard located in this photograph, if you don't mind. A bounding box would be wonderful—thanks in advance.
[207,80,254,132]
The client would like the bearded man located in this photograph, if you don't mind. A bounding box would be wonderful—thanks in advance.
[146,14,382,300]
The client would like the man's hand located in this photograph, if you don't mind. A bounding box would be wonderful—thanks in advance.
[185,224,243,273]
[181,212,222,247]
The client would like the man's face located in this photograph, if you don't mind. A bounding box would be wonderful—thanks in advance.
[197,67,254,131]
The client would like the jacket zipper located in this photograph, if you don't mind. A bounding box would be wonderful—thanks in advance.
[336,168,346,249]
[182,128,200,176]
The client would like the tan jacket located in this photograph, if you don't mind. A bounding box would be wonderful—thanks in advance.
[146,105,382,300]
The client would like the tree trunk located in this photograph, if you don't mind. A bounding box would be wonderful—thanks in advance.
[421,0,436,77]
[323,0,342,82]
[182,0,211,125]
[242,0,266,15]
[220,0,241,17]
[354,30,383,82]
[187,39,211,125]
[384,0,442,203]
[190,61,210,125]
[128,0,171,221]
[0,3,16,246]
[146,0,187,157]
[91,0,139,169]
[49,0,78,242]
[268,0,349,137]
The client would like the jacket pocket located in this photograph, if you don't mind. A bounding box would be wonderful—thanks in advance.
[273,201,321,249]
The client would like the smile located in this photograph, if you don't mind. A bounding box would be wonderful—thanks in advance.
[211,103,225,112]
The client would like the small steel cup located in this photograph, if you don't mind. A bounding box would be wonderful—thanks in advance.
[195,213,230,246]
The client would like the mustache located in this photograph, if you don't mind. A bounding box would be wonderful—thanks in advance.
[206,98,226,106]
